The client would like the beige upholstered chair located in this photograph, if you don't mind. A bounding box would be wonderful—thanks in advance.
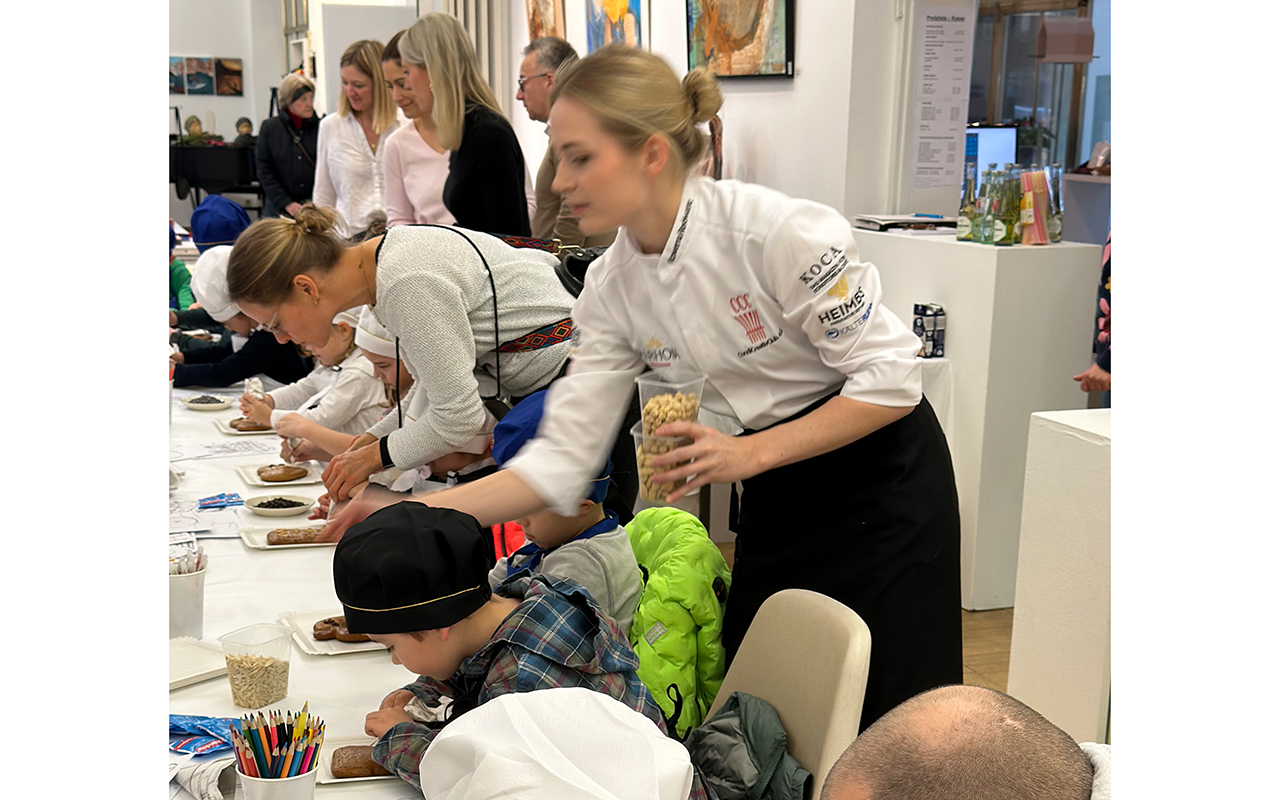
[708,589,872,793]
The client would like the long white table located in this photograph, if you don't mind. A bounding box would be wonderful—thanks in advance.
[168,391,417,799]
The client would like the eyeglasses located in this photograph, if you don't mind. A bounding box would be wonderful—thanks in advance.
[261,308,282,335]
[516,72,553,91]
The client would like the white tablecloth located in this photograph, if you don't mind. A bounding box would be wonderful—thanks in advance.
[168,392,417,799]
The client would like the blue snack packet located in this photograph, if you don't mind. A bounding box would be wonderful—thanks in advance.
[169,714,236,755]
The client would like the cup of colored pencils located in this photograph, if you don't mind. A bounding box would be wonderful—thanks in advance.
[232,702,324,800]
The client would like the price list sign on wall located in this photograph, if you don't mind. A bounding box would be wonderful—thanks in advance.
[911,6,975,190]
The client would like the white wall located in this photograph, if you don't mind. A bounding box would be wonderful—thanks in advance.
[317,3,419,116]
[504,1,953,220]
[169,0,285,224]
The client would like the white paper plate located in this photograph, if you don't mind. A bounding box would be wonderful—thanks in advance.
[214,418,276,436]
[169,638,226,690]
[239,526,331,550]
[244,495,315,517]
[278,611,386,656]
[316,738,398,784]
[235,462,323,487]
[182,395,233,411]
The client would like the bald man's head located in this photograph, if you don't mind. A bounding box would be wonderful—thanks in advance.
[821,686,1093,800]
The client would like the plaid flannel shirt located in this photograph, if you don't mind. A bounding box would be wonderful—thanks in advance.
[371,573,668,792]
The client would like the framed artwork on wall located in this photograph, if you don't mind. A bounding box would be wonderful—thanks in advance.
[526,0,566,40]
[184,57,215,95]
[170,56,185,94]
[687,0,795,78]
[215,58,243,96]
[586,0,643,52]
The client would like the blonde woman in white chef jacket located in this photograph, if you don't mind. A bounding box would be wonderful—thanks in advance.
[325,45,963,733]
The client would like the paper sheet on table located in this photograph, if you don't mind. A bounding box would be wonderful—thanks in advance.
[170,439,280,462]
[170,501,242,537]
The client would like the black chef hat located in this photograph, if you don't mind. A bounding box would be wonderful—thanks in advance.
[333,502,496,634]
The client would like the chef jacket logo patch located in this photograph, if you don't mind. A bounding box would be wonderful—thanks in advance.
[730,293,768,344]
[642,336,680,367]
[827,275,849,301]
[799,246,848,293]
[824,303,874,339]
[818,286,867,326]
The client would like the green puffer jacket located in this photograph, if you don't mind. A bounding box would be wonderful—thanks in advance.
[627,507,732,739]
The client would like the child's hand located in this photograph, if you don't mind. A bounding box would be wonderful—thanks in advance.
[365,707,412,739]
[243,393,274,425]
[274,413,308,440]
[380,689,415,710]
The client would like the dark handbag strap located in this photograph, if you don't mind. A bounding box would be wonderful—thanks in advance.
[288,123,315,167]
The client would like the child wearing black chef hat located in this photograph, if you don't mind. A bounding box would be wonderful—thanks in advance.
[333,501,665,793]
[486,390,642,636]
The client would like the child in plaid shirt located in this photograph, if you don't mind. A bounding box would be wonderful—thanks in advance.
[333,501,665,792]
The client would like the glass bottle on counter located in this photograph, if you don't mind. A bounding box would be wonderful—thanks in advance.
[956,161,978,241]
[1047,163,1064,243]
[994,165,1019,246]
[977,166,998,245]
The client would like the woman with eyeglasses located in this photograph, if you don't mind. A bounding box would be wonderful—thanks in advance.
[396,13,533,236]
[224,204,576,502]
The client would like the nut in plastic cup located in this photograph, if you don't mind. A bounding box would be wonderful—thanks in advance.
[169,567,207,639]
[238,763,318,800]
[218,623,292,709]
[631,421,693,503]
[635,371,705,438]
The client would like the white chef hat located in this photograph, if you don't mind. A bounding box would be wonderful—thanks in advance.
[354,307,396,358]
[333,307,362,329]
[417,688,694,800]
[188,246,241,323]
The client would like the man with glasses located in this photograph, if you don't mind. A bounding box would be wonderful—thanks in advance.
[516,37,616,248]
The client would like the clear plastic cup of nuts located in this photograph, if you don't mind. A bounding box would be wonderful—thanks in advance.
[631,421,693,503]
[218,622,292,709]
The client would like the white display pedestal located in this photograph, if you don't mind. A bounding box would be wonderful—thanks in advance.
[852,231,1102,609]
[1007,410,1110,743]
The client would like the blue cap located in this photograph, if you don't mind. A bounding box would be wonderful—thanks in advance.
[189,195,251,253]
[492,391,611,504]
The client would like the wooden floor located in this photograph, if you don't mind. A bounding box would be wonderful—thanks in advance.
[714,542,1013,692]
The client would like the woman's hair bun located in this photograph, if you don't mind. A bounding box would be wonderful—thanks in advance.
[682,68,723,125]
[292,203,339,235]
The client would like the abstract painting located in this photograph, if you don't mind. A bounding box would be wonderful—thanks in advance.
[526,0,566,40]
[185,57,215,95]
[169,57,185,94]
[215,58,243,96]
[586,0,643,52]
[687,0,794,78]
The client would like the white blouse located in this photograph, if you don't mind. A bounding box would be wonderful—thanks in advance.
[313,113,403,238]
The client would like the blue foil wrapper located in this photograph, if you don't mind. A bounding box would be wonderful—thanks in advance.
[169,714,236,754]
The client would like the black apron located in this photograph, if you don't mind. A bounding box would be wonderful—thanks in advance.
[725,394,962,731]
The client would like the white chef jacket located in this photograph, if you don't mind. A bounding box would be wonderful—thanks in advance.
[265,350,387,436]
[508,177,923,514]
[313,113,402,238]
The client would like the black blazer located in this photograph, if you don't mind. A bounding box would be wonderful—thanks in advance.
[256,111,321,217]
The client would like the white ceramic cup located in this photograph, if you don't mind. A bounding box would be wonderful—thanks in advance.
[238,765,318,800]
[169,567,207,639]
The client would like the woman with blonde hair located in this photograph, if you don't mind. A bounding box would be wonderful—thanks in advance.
[379,30,455,227]
[256,72,321,218]
[313,39,402,240]
[324,45,963,734]
[398,12,532,236]
[223,203,575,503]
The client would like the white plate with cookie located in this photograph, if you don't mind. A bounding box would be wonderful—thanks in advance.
[235,462,323,487]
[239,525,330,550]
[278,610,387,656]
[213,417,277,436]
[315,739,398,784]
